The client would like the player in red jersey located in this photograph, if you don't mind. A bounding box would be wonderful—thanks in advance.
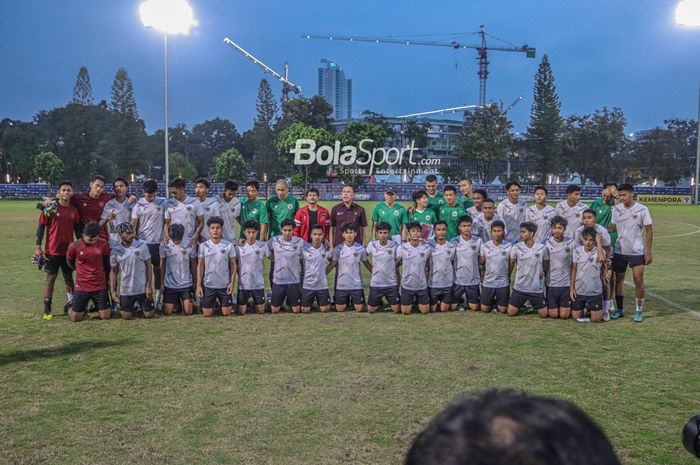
[34,181,81,320]
[66,222,112,321]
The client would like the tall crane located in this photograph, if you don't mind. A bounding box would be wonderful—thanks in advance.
[223,37,301,102]
[301,26,535,106]
[396,96,522,120]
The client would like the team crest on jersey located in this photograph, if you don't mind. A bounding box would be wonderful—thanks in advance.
[501,250,507,256]
[187,206,193,211]
[535,252,540,257]
[519,207,524,212]
[425,215,431,220]
[543,215,549,220]
[471,244,477,250]
[419,252,425,257]
[565,247,571,253]
[575,213,580,217]
[252,208,258,214]
[632,214,638,219]
[205,207,210,211]
[135,250,140,256]
[393,210,400,216]
[220,249,226,254]
[255,250,260,256]
[452,211,458,217]
[287,204,293,209]
[80,251,84,255]
[353,252,359,257]
[181,250,187,255]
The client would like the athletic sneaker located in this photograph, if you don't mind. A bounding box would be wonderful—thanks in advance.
[634,310,644,322]
[576,317,591,323]
[610,309,624,320]
[602,310,611,322]
[42,313,53,321]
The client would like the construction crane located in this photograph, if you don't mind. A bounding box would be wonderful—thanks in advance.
[301,26,535,106]
[223,37,301,102]
[396,96,522,120]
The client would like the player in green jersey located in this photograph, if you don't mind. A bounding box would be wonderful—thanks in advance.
[409,190,437,240]
[371,186,408,243]
[424,174,445,212]
[238,180,269,239]
[438,186,468,240]
[266,179,299,238]
[458,177,474,209]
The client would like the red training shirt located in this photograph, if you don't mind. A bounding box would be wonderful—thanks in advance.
[70,192,114,239]
[39,203,80,256]
[66,238,110,292]
[294,205,330,242]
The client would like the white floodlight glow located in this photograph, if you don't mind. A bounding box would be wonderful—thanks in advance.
[676,0,700,26]
[140,0,194,35]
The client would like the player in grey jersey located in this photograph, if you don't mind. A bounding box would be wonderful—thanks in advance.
[570,227,607,322]
[524,186,556,243]
[100,177,133,246]
[496,181,528,243]
[301,224,332,313]
[366,222,400,313]
[473,198,505,243]
[109,222,154,320]
[196,217,237,317]
[327,223,372,312]
[159,223,196,316]
[237,221,270,315]
[268,219,304,313]
[545,216,574,319]
[450,216,482,312]
[507,222,549,317]
[194,178,222,242]
[396,222,432,315]
[555,185,588,238]
[220,180,241,242]
[428,221,456,312]
[478,220,513,314]
[131,179,166,308]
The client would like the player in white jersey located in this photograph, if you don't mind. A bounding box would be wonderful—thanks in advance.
[109,222,154,320]
[545,216,574,319]
[479,220,513,314]
[163,178,205,247]
[366,222,400,313]
[196,217,237,317]
[100,177,133,246]
[220,180,241,242]
[301,224,333,313]
[131,179,166,308]
[237,220,270,315]
[570,227,606,322]
[327,223,372,312]
[609,183,653,322]
[525,186,556,243]
[467,189,487,218]
[194,178,222,242]
[159,223,196,316]
[268,219,304,313]
[472,198,506,243]
[507,222,549,317]
[427,221,456,312]
[496,181,528,243]
[396,222,432,314]
[555,185,588,237]
[450,216,482,312]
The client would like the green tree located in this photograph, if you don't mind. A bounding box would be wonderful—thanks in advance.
[276,122,333,185]
[276,95,334,132]
[255,78,278,128]
[33,151,64,195]
[212,148,248,183]
[71,66,93,105]
[525,55,564,183]
[169,152,196,180]
[110,68,139,119]
[189,118,241,176]
[338,121,386,184]
[250,79,283,179]
[1,122,47,182]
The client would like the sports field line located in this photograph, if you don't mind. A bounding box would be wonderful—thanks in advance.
[623,281,700,317]
[656,221,700,238]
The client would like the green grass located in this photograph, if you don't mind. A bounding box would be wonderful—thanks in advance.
[1,200,699,465]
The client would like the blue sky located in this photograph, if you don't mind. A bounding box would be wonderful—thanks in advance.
[1,0,699,134]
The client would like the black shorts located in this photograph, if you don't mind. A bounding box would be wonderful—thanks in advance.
[163,287,193,305]
[572,293,603,311]
[72,289,109,312]
[237,288,266,305]
[301,288,331,307]
[44,255,71,275]
[509,289,546,310]
[428,286,453,305]
[481,286,510,307]
[452,284,480,305]
[368,286,400,307]
[401,287,429,306]
[612,253,645,272]
[147,243,160,266]
[271,283,302,307]
[202,287,233,308]
[546,286,571,309]
[120,294,153,313]
[335,289,366,306]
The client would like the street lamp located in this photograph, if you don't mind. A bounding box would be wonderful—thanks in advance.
[676,0,700,205]
[140,0,195,185]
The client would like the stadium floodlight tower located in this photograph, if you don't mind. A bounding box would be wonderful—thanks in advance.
[676,0,700,204]
[140,0,196,185]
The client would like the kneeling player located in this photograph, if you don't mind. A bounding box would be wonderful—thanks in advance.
[268,219,304,313]
[450,216,482,312]
[366,222,400,313]
[327,223,372,312]
[428,221,456,312]
[196,217,237,317]
[159,223,196,315]
[301,225,332,313]
[545,216,574,319]
[479,221,512,314]
[570,228,606,322]
[396,222,432,314]
[110,222,154,320]
[507,222,549,317]
[237,220,270,315]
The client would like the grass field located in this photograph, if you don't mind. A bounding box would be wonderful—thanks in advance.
[1,199,699,465]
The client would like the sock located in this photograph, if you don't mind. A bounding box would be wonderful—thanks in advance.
[602,300,611,311]
[636,298,644,311]
[615,296,624,312]
[43,297,52,314]
[67,291,74,303]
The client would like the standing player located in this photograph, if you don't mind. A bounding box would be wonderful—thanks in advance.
[163,178,204,247]
[238,180,269,240]
[574,209,610,263]
[450,217,482,312]
[329,185,368,247]
[194,178,222,242]
[479,220,513,314]
[457,177,474,209]
[507,222,549,317]
[570,227,606,323]
[472,199,504,243]
[294,188,330,242]
[545,216,574,319]
[408,190,437,240]
[301,225,332,313]
[396,222,432,314]
[109,222,154,320]
[131,179,166,308]
[327,223,372,312]
[438,185,468,240]
[34,180,80,320]
[236,221,270,315]
[496,181,528,243]
[371,186,407,243]
[159,224,196,316]
[196,217,237,317]
[219,180,241,242]
[424,174,445,212]
[268,219,304,314]
[366,222,401,313]
[100,177,132,246]
[266,179,299,238]
[427,221,456,312]
[610,183,653,322]
[66,222,111,321]
[525,186,556,243]
[555,185,588,238]
[68,174,129,239]
[591,183,619,250]
[467,189,487,218]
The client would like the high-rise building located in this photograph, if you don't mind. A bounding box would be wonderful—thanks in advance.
[317,59,352,121]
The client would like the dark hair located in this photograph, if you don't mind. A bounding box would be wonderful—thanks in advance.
[473,189,487,199]
[224,180,238,192]
[57,180,73,189]
[412,190,428,203]
[583,208,597,217]
[113,177,128,188]
[143,179,158,194]
[281,218,295,229]
[246,180,260,191]
[195,177,210,188]
[458,215,473,225]
[491,220,506,231]
[405,389,621,465]
[168,223,185,241]
[603,182,617,189]
[83,221,101,238]
[550,215,568,228]
[434,220,448,229]
[566,184,582,194]
[505,181,521,190]
[534,185,548,195]
[481,198,495,206]
[243,220,260,231]
[407,221,422,232]
[460,177,472,184]
[91,175,106,184]
[169,178,186,189]
[520,221,538,234]
[341,222,357,233]
[206,216,224,227]
[342,184,356,192]
[581,226,598,241]
[376,221,392,232]
[306,187,320,197]
[444,185,457,194]
[310,224,324,234]
[425,174,438,183]
[618,183,634,192]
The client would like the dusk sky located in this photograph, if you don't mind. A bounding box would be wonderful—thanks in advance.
[2,0,699,135]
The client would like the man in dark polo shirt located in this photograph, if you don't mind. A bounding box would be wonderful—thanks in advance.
[329,185,368,246]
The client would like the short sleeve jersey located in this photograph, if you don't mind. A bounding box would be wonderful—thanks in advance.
[408,208,436,240]
[110,240,151,296]
[555,200,588,238]
[574,224,611,248]
[70,192,114,239]
[496,199,528,243]
[330,203,368,246]
[302,243,331,290]
[612,202,652,255]
[458,196,474,209]
[268,236,304,285]
[131,197,166,244]
[219,196,241,242]
[197,197,223,240]
[396,242,431,290]
[427,240,456,288]
[101,197,133,244]
[450,235,482,286]
[266,195,300,237]
[511,242,549,293]
[479,240,513,288]
[165,196,204,242]
[372,202,408,237]
[545,237,574,287]
[237,240,270,290]
[427,192,445,212]
[524,204,556,244]
[198,239,236,288]
[573,246,604,295]
[467,206,480,218]
[239,198,269,238]
[159,240,196,289]
[332,243,367,290]
[437,203,468,240]
[40,203,80,255]
[366,240,399,288]
[67,239,110,292]
[473,213,506,243]
[591,197,617,250]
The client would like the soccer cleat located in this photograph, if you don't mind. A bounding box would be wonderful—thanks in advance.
[610,309,624,320]
[602,310,611,322]
[42,313,53,321]
[576,317,591,323]
[633,310,644,322]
